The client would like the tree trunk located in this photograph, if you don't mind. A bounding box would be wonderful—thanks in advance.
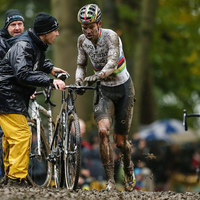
[131,0,158,134]
[51,0,80,83]
[50,0,90,120]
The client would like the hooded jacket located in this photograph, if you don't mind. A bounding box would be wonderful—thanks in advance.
[0,28,54,117]
[0,26,11,60]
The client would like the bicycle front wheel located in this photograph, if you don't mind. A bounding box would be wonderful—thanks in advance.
[64,113,81,191]
[27,119,52,187]
[53,132,65,188]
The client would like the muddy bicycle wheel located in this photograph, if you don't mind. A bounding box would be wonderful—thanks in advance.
[64,112,81,191]
[53,131,65,188]
[27,119,52,187]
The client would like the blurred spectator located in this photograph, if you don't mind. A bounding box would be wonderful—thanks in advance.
[134,168,144,190]
[131,138,150,168]
[192,147,200,175]
[131,137,156,191]
[86,131,106,181]
[76,119,92,188]
[112,144,121,183]
[141,167,155,191]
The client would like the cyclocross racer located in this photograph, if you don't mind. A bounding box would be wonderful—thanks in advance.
[75,4,136,191]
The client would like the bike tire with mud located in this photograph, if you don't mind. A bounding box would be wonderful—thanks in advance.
[53,132,65,188]
[64,112,81,191]
[27,119,52,187]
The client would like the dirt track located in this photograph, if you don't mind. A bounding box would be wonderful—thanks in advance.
[0,186,200,200]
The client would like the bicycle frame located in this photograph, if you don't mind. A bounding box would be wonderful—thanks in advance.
[30,92,54,155]
[28,90,55,187]
[183,109,200,183]
[50,81,102,151]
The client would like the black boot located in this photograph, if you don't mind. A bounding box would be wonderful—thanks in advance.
[0,175,8,186]
[7,177,28,188]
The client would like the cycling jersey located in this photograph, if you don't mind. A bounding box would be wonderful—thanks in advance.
[76,28,130,87]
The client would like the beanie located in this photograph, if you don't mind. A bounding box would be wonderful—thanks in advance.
[5,9,24,28]
[34,12,59,36]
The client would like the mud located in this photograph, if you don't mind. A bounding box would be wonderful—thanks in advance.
[0,186,200,200]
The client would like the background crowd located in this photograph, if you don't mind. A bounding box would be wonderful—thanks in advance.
[1,117,200,192]
[60,119,200,192]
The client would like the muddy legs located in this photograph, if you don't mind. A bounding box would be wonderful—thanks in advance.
[114,134,136,191]
[98,119,116,191]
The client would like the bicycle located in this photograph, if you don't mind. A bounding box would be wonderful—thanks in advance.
[27,88,56,187]
[183,109,200,182]
[28,72,102,190]
[47,75,102,190]
[183,109,200,131]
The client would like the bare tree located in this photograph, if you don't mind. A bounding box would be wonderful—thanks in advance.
[50,0,88,119]
[131,0,158,133]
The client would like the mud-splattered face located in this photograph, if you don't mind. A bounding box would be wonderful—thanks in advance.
[81,21,102,45]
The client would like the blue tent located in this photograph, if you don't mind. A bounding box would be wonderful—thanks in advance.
[139,119,185,142]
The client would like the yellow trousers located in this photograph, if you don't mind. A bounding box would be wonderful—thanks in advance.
[0,113,31,180]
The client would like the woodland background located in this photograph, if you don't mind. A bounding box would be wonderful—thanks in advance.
[0,0,200,138]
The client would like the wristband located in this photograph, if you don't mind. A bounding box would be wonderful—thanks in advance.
[99,71,106,79]
[76,77,83,82]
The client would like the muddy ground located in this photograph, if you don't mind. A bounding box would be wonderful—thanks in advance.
[0,186,200,200]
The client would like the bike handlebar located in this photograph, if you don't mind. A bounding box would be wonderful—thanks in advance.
[43,80,102,106]
[183,109,200,131]
[34,91,43,96]
[55,72,70,81]
[65,80,100,90]
[183,109,188,131]
[31,86,56,107]
[65,80,102,105]
[44,84,56,107]
[34,72,102,107]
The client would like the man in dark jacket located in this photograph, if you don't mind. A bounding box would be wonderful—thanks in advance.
[0,9,25,60]
[0,12,68,187]
[0,9,25,182]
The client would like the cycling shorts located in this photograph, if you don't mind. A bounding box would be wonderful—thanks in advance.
[93,77,135,135]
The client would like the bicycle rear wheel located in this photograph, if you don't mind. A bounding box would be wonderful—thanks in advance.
[27,119,52,187]
[64,112,81,190]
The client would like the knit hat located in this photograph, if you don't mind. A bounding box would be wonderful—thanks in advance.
[34,12,59,36]
[5,9,24,28]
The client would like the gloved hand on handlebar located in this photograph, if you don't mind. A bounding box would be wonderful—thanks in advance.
[84,74,101,85]
[75,78,84,86]
[74,78,85,95]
